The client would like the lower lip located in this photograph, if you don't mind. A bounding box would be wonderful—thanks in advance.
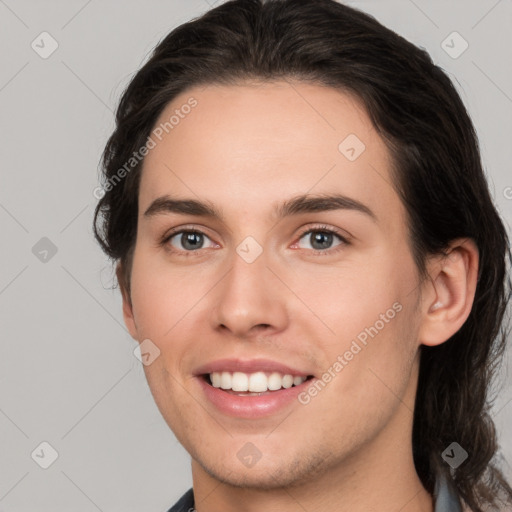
[197,376,313,419]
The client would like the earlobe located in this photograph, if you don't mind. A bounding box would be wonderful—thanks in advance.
[418,238,479,347]
[116,262,139,341]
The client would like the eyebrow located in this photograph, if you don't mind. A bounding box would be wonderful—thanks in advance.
[143,193,377,222]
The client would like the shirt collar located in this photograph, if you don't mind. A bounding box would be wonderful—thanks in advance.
[434,472,462,512]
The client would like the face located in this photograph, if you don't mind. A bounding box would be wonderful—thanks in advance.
[123,80,425,488]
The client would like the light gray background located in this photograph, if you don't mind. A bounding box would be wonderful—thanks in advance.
[0,1,511,511]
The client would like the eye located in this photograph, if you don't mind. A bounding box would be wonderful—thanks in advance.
[165,230,217,252]
[295,227,348,253]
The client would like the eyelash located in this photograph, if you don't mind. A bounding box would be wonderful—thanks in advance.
[159,224,350,257]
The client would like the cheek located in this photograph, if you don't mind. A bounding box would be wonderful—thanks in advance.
[129,250,205,339]
[128,249,223,396]
[290,248,415,343]
[293,249,420,401]
[295,299,420,450]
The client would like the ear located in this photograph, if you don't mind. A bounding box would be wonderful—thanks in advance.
[116,262,139,341]
[418,238,479,347]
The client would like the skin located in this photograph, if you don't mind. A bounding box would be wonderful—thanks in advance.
[119,80,478,512]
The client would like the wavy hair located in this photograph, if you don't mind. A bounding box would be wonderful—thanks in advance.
[93,1,512,509]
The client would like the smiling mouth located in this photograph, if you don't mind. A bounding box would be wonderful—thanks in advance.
[201,371,315,396]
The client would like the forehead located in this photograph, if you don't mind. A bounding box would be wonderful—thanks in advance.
[139,80,403,229]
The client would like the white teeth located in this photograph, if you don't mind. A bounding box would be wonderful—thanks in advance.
[209,371,307,392]
[267,372,283,391]
[293,375,303,386]
[248,372,268,392]
[282,374,294,388]
[211,372,222,388]
[220,372,232,390]
[231,372,248,391]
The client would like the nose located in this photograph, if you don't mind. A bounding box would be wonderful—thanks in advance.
[210,247,289,340]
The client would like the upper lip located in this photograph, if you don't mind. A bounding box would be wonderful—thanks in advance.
[194,358,312,377]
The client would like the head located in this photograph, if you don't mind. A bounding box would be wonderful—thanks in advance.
[93,0,511,509]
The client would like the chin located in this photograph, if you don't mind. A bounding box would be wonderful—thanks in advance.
[200,463,297,490]
[194,449,332,490]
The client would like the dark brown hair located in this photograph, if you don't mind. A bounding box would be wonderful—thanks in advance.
[93,0,512,509]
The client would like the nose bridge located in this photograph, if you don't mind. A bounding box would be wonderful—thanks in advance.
[211,241,288,337]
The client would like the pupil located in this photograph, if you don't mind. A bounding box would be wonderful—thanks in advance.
[182,232,203,250]
[311,232,332,250]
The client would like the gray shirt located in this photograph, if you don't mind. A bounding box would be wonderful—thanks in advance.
[434,471,463,511]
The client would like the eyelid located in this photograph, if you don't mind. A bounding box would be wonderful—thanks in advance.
[161,224,212,240]
[296,223,350,242]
